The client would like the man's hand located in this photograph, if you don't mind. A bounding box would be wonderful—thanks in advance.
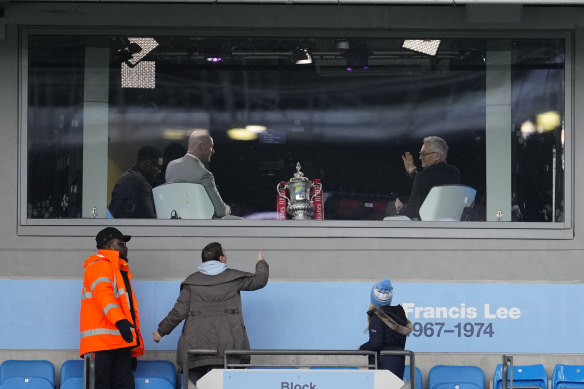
[402,152,416,174]
[395,198,404,214]
[115,319,134,343]
[257,250,265,261]
[152,330,162,343]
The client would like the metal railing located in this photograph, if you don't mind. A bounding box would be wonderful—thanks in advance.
[188,348,417,389]
[83,353,95,389]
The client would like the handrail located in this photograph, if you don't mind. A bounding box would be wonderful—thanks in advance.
[380,350,416,389]
[502,354,514,389]
[222,349,378,369]
[83,353,95,389]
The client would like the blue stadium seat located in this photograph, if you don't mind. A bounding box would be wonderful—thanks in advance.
[134,360,176,389]
[404,365,423,389]
[0,360,55,389]
[493,364,547,389]
[429,365,485,389]
[135,377,175,388]
[552,364,584,389]
[60,360,84,389]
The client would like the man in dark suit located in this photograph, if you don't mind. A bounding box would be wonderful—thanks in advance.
[165,130,231,218]
[390,136,460,219]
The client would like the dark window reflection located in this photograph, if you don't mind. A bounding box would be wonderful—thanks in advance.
[26,35,565,222]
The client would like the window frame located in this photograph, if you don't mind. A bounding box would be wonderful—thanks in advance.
[17,27,574,239]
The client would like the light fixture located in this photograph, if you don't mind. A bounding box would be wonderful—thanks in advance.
[344,46,369,71]
[227,128,258,141]
[291,47,312,65]
[200,41,231,64]
[536,111,561,132]
[402,40,441,56]
[245,125,267,133]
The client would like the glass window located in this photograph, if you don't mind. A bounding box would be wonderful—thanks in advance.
[24,33,567,225]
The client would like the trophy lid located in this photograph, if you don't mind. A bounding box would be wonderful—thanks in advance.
[289,162,310,183]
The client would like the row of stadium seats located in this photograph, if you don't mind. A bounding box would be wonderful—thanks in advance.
[1,359,583,389]
[0,359,176,389]
[405,363,584,389]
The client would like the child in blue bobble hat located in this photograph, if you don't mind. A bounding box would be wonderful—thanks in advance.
[358,279,413,379]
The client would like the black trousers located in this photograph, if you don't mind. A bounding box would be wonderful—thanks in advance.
[94,348,135,389]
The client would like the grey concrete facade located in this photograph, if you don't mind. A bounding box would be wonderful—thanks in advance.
[1,1,583,386]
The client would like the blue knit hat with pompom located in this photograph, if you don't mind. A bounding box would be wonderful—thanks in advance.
[371,279,393,307]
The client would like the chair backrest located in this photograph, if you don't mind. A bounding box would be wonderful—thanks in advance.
[134,360,176,388]
[552,364,584,389]
[419,185,477,221]
[429,365,485,389]
[0,359,55,389]
[404,365,423,389]
[152,183,214,219]
[0,360,55,386]
[60,360,84,388]
[493,364,548,389]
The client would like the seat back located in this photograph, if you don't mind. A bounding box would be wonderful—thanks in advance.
[429,365,485,389]
[552,364,584,389]
[0,360,55,386]
[134,360,177,388]
[493,364,548,389]
[404,365,423,389]
[153,183,214,219]
[419,185,477,221]
[60,360,84,389]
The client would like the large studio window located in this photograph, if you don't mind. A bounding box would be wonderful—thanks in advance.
[24,33,566,224]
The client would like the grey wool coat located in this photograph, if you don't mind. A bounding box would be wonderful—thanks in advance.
[156,260,269,385]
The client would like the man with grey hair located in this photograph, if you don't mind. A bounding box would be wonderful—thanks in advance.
[165,130,231,218]
[390,136,460,219]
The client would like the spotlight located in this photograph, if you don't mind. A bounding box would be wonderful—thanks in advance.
[402,40,441,56]
[344,46,369,71]
[291,47,312,65]
[200,41,231,64]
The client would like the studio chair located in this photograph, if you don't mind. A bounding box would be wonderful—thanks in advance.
[493,363,548,389]
[134,360,176,389]
[418,185,477,221]
[429,365,485,389]
[60,360,84,389]
[404,365,423,389]
[383,184,476,221]
[552,364,584,389]
[0,360,55,389]
[153,183,214,219]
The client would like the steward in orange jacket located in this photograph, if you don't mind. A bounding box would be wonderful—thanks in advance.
[80,248,144,357]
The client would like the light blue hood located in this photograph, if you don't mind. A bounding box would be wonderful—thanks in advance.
[198,260,227,276]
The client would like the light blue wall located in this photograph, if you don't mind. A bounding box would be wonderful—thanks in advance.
[2,280,583,354]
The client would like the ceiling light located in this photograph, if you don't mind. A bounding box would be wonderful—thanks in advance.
[291,47,312,65]
[402,40,441,56]
[245,125,267,133]
[227,128,258,141]
[536,111,561,132]
[344,46,369,71]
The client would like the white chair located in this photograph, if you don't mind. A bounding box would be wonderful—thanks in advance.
[152,183,214,219]
[383,184,476,222]
[418,184,477,221]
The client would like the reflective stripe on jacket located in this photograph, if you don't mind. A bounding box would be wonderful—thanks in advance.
[79,249,144,357]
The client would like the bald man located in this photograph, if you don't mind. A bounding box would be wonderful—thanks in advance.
[165,131,231,218]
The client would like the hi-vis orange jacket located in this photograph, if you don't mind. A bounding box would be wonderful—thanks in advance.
[80,249,145,357]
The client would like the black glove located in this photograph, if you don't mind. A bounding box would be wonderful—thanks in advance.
[115,319,134,343]
[132,357,138,371]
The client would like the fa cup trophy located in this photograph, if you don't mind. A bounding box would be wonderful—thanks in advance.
[277,162,323,220]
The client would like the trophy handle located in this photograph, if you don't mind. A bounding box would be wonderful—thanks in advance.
[310,181,322,202]
[277,182,291,203]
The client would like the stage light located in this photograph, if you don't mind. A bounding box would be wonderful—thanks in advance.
[291,47,312,65]
[344,46,369,71]
[402,40,441,56]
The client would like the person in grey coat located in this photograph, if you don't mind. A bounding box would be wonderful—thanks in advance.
[153,242,269,389]
[165,130,231,218]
